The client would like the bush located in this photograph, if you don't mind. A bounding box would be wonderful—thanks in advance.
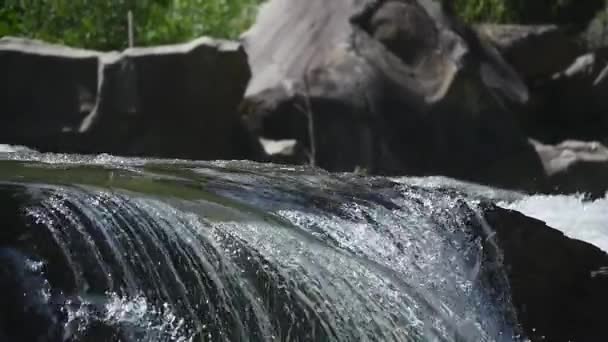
[451,0,607,29]
[0,0,261,51]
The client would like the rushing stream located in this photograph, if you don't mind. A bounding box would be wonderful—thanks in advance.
[0,150,552,341]
[501,194,608,253]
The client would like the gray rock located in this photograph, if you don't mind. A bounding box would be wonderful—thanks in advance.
[532,139,608,198]
[482,204,608,342]
[0,36,255,160]
[0,37,100,151]
[524,52,608,144]
[475,24,583,80]
[241,0,544,191]
[475,24,608,163]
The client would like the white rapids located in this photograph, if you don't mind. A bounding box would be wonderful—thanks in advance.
[501,194,608,253]
[398,176,608,253]
[0,144,36,153]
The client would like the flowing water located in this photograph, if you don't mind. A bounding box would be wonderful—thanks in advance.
[401,176,608,254]
[501,194,608,253]
[0,150,550,341]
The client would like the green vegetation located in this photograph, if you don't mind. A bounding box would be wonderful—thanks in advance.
[449,0,516,23]
[450,0,607,29]
[1,0,605,50]
[0,0,261,51]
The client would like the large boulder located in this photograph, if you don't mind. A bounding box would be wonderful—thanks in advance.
[524,52,608,144]
[475,25,608,146]
[0,37,255,160]
[474,22,608,151]
[482,205,608,342]
[0,38,100,152]
[241,0,545,191]
[475,24,583,81]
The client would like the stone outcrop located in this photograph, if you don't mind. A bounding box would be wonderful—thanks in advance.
[0,36,255,160]
[475,24,583,81]
[476,24,608,194]
[241,0,545,191]
[525,51,608,144]
[482,205,608,342]
[1,2,606,199]
[475,24,608,146]
[0,38,100,152]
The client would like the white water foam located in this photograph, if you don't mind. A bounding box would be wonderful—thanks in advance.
[65,293,193,342]
[500,194,608,253]
[0,144,36,153]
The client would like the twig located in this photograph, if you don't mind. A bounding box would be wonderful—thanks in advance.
[302,71,317,167]
[127,10,134,47]
[295,59,318,167]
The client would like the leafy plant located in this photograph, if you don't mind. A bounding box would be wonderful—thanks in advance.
[451,0,516,23]
[0,0,262,50]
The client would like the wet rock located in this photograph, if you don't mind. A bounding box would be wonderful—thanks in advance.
[532,139,608,198]
[0,36,255,160]
[482,205,608,342]
[524,52,608,144]
[0,248,66,342]
[242,0,544,191]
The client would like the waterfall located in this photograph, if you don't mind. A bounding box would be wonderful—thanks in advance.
[0,155,522,342]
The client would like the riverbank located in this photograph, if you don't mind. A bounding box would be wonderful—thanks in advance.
[2,0,607,198]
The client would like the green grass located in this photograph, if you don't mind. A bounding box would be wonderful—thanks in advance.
[0,0,263,51]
